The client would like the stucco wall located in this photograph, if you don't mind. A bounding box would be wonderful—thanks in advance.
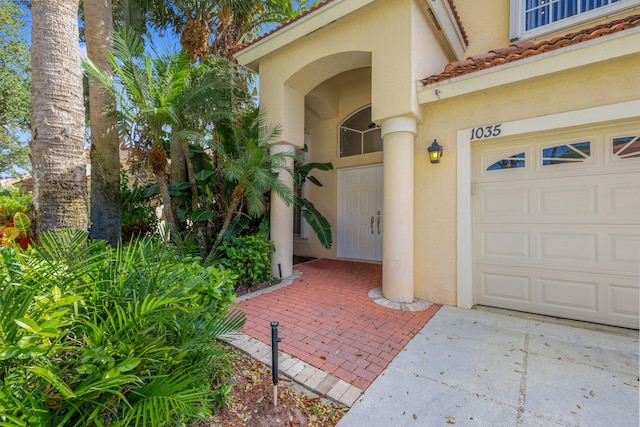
[255,0,450,139]
[453,0,510,57]
[414,53,640,304]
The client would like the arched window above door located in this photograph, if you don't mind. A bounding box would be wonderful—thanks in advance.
[339,106,382,157]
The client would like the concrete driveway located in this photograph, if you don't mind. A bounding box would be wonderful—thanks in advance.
[337,306,639,427]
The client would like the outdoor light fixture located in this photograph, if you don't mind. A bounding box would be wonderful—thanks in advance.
[427,139,443,164]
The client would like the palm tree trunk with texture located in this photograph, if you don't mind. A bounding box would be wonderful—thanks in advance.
[86,0,122,246]
[30,0,88,238]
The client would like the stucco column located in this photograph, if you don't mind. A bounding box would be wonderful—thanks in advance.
[270,143,295,279]
[381,117,416,303]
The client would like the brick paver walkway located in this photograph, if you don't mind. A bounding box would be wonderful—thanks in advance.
[236,259,440,390]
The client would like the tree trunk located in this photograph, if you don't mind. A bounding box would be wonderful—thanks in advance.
[180,138,208,257]
[169,137,187,226]
[213,184,243,250]
[30,0,87,238]
[149,143,176,232]
[86,0,121,246]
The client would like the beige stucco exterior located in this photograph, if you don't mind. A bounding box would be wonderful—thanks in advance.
[235,0,640,318]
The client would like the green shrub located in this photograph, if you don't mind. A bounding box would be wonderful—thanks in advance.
[215,235,274,286]
[120,172,159,242]
[0,230,244,426]
[0,186,31,223]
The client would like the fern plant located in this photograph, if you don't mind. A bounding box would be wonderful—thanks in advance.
[0,229,244,426]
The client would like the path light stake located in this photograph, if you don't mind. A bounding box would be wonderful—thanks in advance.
[271,321,282,407]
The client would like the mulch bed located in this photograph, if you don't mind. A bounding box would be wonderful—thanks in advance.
[191,346,347,426]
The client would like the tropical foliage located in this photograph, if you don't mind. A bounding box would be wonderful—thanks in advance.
[214,234,274,286]
[0,211,31,248]
[0,0,30,178]
[0,229,244,426]
[120,171,160,242]
[134,0,317,60]
[294,158,334,249]
[0,185,30,224]
[0,186,32,248]
[85,29,305,258]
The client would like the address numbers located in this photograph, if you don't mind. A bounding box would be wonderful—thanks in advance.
[470,124,502,140]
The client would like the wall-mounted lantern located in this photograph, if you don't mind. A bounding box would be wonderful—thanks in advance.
[427,139,443,164]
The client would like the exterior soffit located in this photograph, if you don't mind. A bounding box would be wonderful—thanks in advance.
[285,51,372,95]
[421,0,467,59]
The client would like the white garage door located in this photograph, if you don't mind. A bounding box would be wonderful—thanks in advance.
[473,126,640,328]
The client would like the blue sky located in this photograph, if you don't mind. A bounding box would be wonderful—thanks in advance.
[19,2,316,56]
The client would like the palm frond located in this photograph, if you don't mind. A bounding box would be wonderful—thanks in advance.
[124,368,212,426]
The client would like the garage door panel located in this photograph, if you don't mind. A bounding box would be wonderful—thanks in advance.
[608,281,640,320]
[539,232,597,263]
[476,187,530,217]
[473,129,640,328]
[537,185,597,217]
[477,226,639,275]
[477,265,639,327]
[480,231,530,259]
[608,181,640,215]
[477,267,532,304]
[539,276,598,312]
[609,234,640,265]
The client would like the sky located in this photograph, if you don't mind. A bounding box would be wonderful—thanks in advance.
[19,2,317,57]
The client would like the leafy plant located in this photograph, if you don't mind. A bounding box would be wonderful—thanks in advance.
[0,212,32,248]
[214,235,274,286]
[294,159,334,249]
[120,171,159,242]
[207,107,294,250]
[0,185,31,224]
[0,229,245,426]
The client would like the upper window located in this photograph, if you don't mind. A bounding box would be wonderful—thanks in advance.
[510,0,632,40]
[339,106,382,158]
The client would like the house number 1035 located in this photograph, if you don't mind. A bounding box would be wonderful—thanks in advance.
[470,124,502,140]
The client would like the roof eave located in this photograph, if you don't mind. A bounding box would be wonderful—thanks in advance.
[424,0,468,60]
[418,27,640,104]
[233,0,376,72]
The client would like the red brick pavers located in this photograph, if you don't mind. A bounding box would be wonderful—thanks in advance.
[236,259,440,391]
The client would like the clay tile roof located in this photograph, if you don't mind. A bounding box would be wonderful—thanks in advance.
[421,14,640,86]
[232,0,468,55]
[446,0,469,46]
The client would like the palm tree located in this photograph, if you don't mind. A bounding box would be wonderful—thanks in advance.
[209,108,293,249]
[85,27,188,230]
[30,0,87,238]
[85,28,240,235]
[85,0,122,246]
[137,0,304,60]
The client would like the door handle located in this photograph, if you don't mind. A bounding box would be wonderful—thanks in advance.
[370,216,374,234]
[376,211,381,234]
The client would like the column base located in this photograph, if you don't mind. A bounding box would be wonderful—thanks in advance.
[369,287,432,311]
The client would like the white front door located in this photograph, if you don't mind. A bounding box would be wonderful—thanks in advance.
[337,164,383,261]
